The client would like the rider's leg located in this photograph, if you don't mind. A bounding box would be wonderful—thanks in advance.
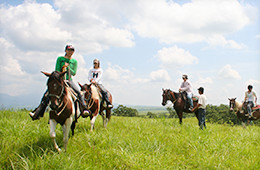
[187,92,193,109]
[67,81,90,115]
[247,101,253,117]
[29,90,49,120]
[98,84,113,108]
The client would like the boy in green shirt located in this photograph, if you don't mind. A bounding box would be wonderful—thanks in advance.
[30,45,90,120]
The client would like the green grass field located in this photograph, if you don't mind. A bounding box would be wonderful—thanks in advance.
[0,109,259,169]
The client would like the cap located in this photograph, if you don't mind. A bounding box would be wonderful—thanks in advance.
[198,87,204,92]
[65,45,74,51]
[182,74,188,79]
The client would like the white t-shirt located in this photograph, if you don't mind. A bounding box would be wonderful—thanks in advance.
[245,91,256,102]
[198,94,207,109]
[88,68,103,84]
[180,80,193,94]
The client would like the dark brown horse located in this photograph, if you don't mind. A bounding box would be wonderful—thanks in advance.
[79,83,112,131]
[42,71,81,152]
[229,98,260,125]
[162,88,198,124]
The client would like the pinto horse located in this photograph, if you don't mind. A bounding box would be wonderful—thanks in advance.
[79,83,112,131]
[42,71,81,152]
[229,98,260,124]
[162,88,198,124]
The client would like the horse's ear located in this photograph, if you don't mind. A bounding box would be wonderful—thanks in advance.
[41,71,51,77]
[234,97,237,100]
[78,82,83,90]
[162,88,164,91]
[228,98,230,100]
[60,71,67,78]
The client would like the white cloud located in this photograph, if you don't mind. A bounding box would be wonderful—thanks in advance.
[156,46,198,68]
[127,0,255,47]
[207,35,246,49]
[256,35,260,39]
[149,69,170,82]
[218,64,241,80]
[0,1,135,54]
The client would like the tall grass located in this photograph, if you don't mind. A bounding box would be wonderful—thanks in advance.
[0,109,259,169]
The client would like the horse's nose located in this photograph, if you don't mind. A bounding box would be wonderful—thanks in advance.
[230,108,233,111]
[162,102,165,106]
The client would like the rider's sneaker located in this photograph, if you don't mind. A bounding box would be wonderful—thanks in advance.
[108,104,113,108]
[245,113,249,116]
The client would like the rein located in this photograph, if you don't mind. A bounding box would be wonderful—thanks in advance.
[168,90,177,104]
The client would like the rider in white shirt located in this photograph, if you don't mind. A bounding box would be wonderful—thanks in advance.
[179,74,193,110]
[88,59,113,108]
[244,85,257,117]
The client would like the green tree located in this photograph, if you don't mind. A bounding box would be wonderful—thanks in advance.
[147,112,157,118]
[113,105,138,117]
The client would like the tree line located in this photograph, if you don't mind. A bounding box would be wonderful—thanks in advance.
[112,104,260,126]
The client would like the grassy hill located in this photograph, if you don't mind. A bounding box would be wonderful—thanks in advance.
[1,109,259,169]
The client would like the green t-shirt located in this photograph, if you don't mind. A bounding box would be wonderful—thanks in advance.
[55,56,78,80]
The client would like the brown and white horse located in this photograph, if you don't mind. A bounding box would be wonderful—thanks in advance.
[162,88,198,124]
[79,83,112,131]
[229,98,260,123]
[42,71,81,152]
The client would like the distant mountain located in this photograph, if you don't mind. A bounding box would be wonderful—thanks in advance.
[0,93,41,109]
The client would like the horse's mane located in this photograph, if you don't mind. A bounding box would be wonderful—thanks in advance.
[167,89,179,99]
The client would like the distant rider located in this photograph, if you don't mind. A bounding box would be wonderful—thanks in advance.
[179,74,193,111]
[244,85,257,117]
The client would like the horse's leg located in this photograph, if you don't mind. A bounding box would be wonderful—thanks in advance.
[90,100,100,132]
[90,114,98,132]
[62,116,73,152]
[71,121,76,136]
[176,110,183,124]
[104,108,111,128]
[49,119,61,153]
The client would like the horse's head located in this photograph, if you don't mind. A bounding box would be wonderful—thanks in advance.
[228,97,237,112]
[162,88,171,106]
[79,83,92,101]
[42,71,67,110]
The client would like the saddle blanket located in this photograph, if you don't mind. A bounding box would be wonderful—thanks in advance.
[252,105,260,111]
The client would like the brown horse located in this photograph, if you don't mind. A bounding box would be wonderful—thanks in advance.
[229,98,260,124]
[79,83,112,131]
[42,71,81,152]
[162,88,198,124]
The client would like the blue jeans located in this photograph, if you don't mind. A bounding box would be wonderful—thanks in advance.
[187,93,193,108]
[198,108,206,130]
[247,101,254,115]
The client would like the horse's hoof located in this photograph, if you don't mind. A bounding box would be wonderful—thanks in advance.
[57,148,62,153]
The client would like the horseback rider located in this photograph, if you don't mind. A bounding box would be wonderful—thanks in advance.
[88,59,113,108]
[244,85,257,117]
[179,74,193,111]
[29,45,90,120]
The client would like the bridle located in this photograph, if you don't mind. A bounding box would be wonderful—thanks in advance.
[47,79,69,115]
[48,85,65,100]
[163,89,177,105]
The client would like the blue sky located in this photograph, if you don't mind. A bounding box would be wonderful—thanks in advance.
[0,0,259,107]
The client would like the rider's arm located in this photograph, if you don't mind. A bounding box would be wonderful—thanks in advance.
[253,92,257,104]
[55,56,63,72]
[68,59,77,76]
[244,92,248,102]
[95,68,103,84]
